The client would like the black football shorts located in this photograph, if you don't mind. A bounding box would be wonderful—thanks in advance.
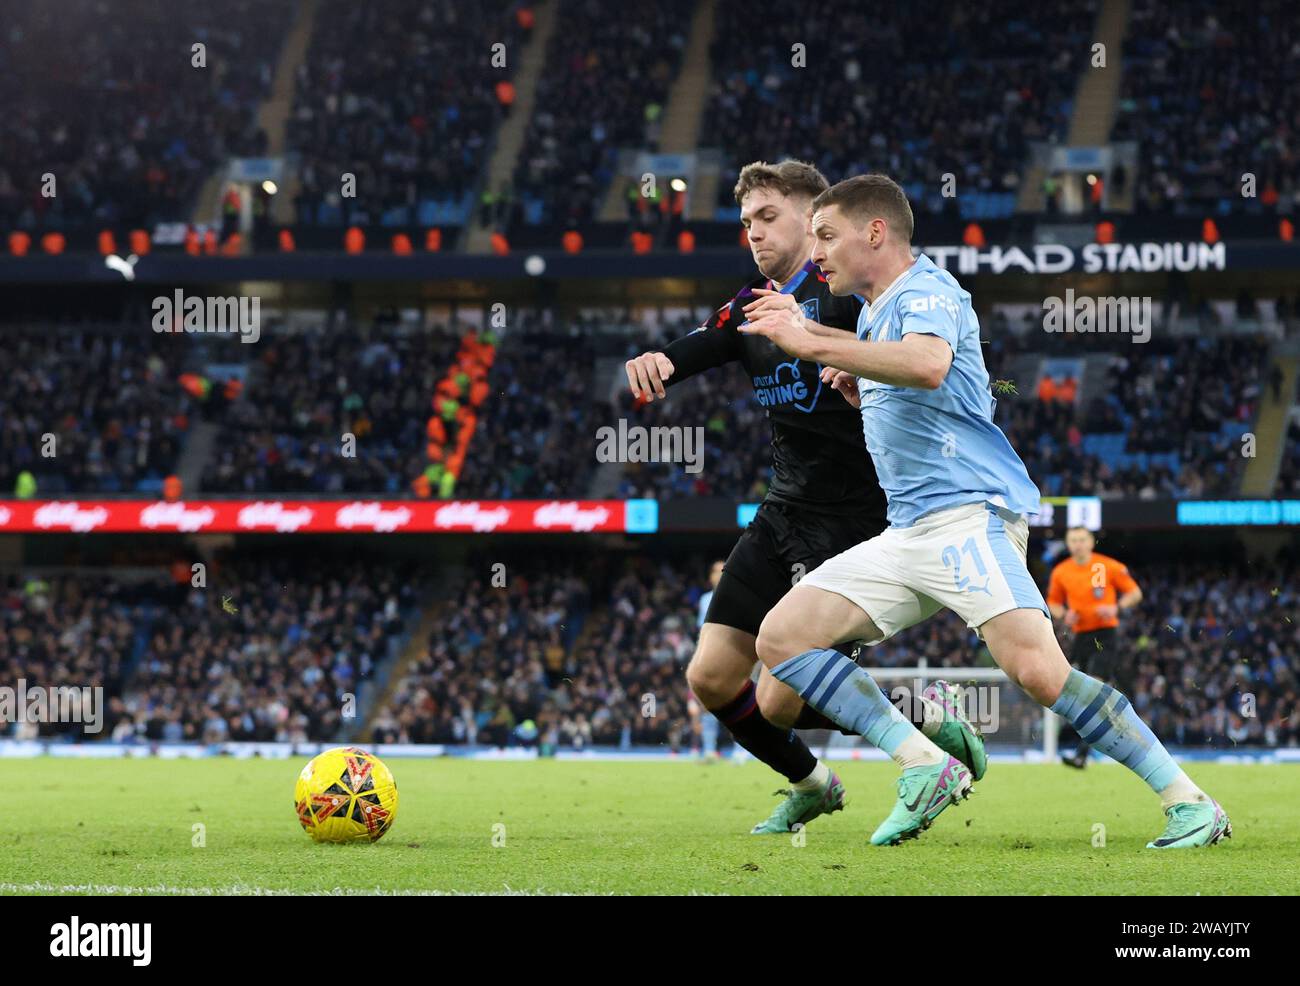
[704,499,886,637]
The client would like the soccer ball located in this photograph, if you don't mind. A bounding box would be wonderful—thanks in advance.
[294,747,399,843]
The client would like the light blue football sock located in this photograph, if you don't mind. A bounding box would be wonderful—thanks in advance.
[1051,669,1180,793]
[771,648,916,756]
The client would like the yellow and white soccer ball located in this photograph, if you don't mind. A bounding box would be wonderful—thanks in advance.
[294,747,399,843]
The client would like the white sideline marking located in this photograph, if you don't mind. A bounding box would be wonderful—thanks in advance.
[0,881,624,897]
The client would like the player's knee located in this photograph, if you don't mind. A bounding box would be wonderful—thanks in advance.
[685,650,739,706]
[754,613,804,669]
[683,654,716,703]
[1008,656,1066,706]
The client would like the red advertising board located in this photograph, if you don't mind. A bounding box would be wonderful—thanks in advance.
[0,500,628,534]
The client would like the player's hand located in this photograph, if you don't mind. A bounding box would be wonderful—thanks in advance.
[820,366,860,408]
[1064,610,1079,629]
[1094,604,1119,621]
[742,287,802,321]
[738,302,813,358]
[624,351,675,402]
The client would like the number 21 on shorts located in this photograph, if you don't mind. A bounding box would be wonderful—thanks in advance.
[941,538,992,596]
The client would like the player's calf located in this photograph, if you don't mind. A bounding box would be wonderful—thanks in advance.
[758,586,973,843]
[689,623,844,832]
[981,608,1231,848]
[754,666,809,730]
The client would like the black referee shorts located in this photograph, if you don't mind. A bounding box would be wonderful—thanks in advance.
[1069,627,1130,693]
[704,499,886,637]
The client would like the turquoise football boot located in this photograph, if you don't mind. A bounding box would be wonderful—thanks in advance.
[751,771,846,834]
[870,756,972,846]
[924,680,988,782]
[1147,799,1232,849]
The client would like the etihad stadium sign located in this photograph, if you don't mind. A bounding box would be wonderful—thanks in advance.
[919,241,1226,276]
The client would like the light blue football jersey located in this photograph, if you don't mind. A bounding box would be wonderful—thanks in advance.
[855,254,1040,527]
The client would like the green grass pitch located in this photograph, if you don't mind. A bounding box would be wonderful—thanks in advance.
[1,758,1295,895]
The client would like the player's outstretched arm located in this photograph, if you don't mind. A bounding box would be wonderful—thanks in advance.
[816,333,950,389]
[629,299,745,402]
[740,286,950,388]
[741,315,950,390]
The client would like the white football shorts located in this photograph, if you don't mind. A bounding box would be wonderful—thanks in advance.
[798,500,1050,645]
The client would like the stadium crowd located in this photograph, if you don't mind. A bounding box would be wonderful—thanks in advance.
[6,0,1298,244]
[705,0,1097,215]
[288,0,527,229]
[202,322,459,495]
[370,551,1299,752]
[1002,335,1269,498]
[0,555,417,743]
[3,547,1293,751]
[0,328,198,495]
[456,329,606,499]
[1115,0,1300,216]
[507,0,692,233]
[0,0,288,231]
[370,553,704,749]
[0,317,1274,502]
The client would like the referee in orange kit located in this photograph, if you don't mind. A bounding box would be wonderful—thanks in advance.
[1046,527,1143,769]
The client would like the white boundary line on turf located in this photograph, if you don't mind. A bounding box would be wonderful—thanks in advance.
[0,881,627,896]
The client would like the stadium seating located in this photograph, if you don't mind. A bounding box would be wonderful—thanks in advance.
[0,0,290,231]
[704,0,1097,216]
[288,1,527,230]
[455,329,606,498]
[1115,0,1300,215]
[1002,336,1269,497]
[0,317,1271,501]
[6,552,1294,749]
[0,328,199,495]
[507,0,693,233]
[0,555,419,743]
[201,322,460,495]
[367,553,1300,750]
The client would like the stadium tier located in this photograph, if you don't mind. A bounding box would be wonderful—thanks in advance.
[2,0,1296,253]
[0,326,198,495]
[0,0,290,231]
[3,313,1282,502]
[4,550,1295,751]
[288,1,528,231]
[1116,0,1299,215]
[1,553,420,743]
[509,0,693,236]
[705,0,1098,218]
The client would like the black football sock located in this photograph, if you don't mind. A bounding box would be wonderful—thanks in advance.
[893,689,932,732]
[794,690,926,734]
[794,705,840,731]
[711,680,816,783]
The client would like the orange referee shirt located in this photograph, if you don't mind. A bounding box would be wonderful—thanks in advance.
[1046,552,1138,633]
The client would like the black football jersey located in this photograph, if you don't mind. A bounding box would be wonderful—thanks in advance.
[661,260,887,520]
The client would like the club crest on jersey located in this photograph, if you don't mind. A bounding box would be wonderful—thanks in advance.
[799,298,820,323]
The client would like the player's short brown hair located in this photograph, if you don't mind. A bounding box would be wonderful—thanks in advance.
[733,160,829,206]
[812,174,915,243]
